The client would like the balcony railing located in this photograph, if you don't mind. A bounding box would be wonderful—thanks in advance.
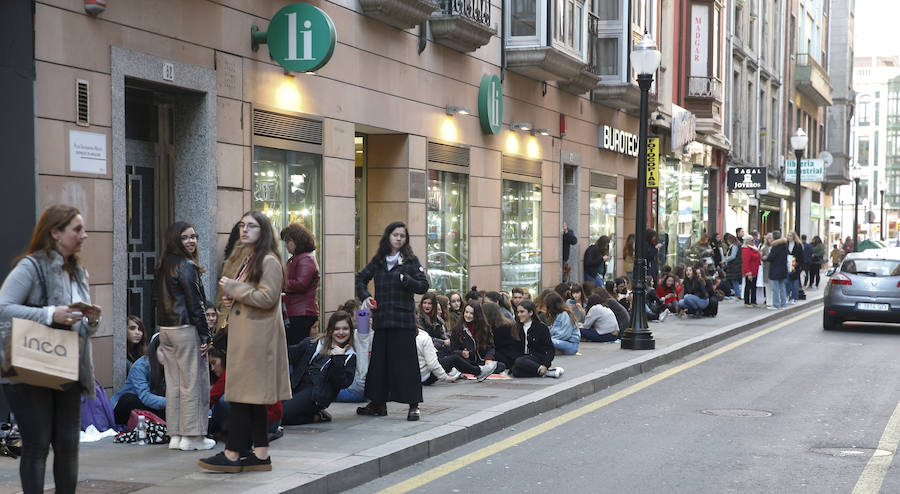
[585,12,601,76]
[794,53,833,107]
[439,0,490,26]
[796,53,826,75]
[688,76,723,100]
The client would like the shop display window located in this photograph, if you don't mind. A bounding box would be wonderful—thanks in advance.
[252,146,322,259]
[658,161,701,267]
[426,169,469,293]
[589,188,617,280]
[501,180,542,295]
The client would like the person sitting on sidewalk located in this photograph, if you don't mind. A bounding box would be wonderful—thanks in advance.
[282,311,357,425]
[439,302,498,381]
[656,274,682,313]
[678,265,710,316]
[591,286,630,335]
[545,292,580,355]
[207,347,283,441]
[644,275,669,321]
[484,301,523,371]
[511,300,562,378]
[111,333,166,425]
[416,326,457,386]
[418,291,450,356]
[581,294,619,342]
[335,299,371,403]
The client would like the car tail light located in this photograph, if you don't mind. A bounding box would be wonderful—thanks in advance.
[831,273,852,286]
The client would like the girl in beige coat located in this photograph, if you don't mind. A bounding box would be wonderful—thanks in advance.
[199,211,291,473]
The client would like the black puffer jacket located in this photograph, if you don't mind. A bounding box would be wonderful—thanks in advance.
[154,256,210,343]
[288,337,357,407]
[724,243,743,281]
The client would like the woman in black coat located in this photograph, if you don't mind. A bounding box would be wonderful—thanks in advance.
[484,302,523,372]
[355,222,430,421]
[511,300,562,378]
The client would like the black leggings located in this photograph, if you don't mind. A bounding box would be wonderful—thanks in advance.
[282,387,326,425]
[4,383,81,494]
[439,354,480,375]
[807,264,821,287]
[113,392,165,426]
[512,354,546,377]
[743,276,757,305]
[226,402,268,451]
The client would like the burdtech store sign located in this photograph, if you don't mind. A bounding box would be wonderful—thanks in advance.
[252,3,337,73]
[598,125,639,157]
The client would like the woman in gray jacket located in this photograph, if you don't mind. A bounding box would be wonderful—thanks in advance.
[0,205,101,494]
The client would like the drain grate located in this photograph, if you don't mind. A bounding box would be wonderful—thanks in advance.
[63,479,150,494]
[701,408,773,418]
[811,447,892,458]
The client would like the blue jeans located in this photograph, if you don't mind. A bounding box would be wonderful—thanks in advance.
[730,279,742,297]
[336,388,367,403]
[585,273,604,287]
[678,294,709,312]
[552,338,579,355]
[771,279,787,308]
[789,279,800,300]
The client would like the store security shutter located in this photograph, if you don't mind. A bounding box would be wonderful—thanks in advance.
[590,172,616,190]
[252,109,322,145]
[427,142,470,167]
[502,155,541,178]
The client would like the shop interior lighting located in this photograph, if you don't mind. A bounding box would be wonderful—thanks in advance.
[530,128,551,136]
[445,105,471,116]
[510,122,532,132]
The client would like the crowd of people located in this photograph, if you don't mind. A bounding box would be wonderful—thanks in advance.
[0,204,831,490]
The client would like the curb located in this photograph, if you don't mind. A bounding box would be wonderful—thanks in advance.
[265,297,824,494]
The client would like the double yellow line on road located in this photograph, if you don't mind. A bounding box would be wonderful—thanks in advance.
[379,307,821,494]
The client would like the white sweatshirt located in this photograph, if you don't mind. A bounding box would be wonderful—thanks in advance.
[416,329,450,382]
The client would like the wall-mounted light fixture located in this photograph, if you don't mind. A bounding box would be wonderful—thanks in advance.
[445,105,471,116]
[510,122,532,132]
[530,128,551,136]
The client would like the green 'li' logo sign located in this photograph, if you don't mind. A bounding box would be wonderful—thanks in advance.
[478,74,503,135]
[253,3,337,73]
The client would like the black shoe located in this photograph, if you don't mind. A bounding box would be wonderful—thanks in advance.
[313,410,332,423]
[356,403,387,416]
[198,452,242,473]
[267,426,284,443]
[407,408,420,421]
[241,453,272,472]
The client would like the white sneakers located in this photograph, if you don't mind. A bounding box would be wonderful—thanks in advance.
[476,361,498,382]
[179,436,216,451]
[168,435,182,450]
[545,367,564,379]
[447,368,462,380]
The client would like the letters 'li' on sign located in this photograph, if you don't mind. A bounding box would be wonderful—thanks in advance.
[257,3,337,73]
[646,137,659,188]
[478,74,503,134]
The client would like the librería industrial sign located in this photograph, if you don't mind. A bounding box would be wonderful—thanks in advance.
[726,166,767,190]
[598,125,639,157]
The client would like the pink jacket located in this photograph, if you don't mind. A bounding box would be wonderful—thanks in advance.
[284,252,320,317]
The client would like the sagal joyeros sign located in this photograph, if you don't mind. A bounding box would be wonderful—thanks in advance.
[253,3,337,73]
[727,167,767,190]
[598,125,639,157]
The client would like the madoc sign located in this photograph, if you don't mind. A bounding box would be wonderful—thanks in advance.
[727,166,767,191]
[598,125,639,157]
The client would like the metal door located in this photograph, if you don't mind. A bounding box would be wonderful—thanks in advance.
[127,161,156,330]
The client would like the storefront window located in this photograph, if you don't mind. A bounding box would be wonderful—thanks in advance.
[252,146,322,258]
[658,160,698,267]
[589,187,617,280]
[501,180,542,295]
[426,170,469,293]
[355,136,367,273]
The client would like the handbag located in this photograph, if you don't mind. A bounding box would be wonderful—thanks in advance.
[1,257,80,389]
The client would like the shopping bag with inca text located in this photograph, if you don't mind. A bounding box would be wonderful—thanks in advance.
[4,317,79,390]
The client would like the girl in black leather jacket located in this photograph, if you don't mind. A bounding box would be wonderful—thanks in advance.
[153,221,214,451]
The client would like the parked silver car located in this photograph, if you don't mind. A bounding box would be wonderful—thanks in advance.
[823,248,900,330]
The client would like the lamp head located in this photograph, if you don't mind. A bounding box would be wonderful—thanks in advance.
[510,122,532,132]
[790,128,808,152]
[631,32,662,76]
[445,105,471,116]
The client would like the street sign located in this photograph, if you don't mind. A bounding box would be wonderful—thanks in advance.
[646,137,659,188]
[478,74,503,134]
[726,166,766,190]
[785,158,825,182]
[255,3,337,73]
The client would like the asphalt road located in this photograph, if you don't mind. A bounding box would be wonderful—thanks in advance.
[349,307,900,494]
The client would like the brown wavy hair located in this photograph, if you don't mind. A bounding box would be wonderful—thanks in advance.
[15,205,83,275]
[280,222,317,254]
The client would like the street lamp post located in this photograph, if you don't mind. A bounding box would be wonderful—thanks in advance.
[621,32,660,351]
[852,167,861,252]
[790,128,808,236]
[880,189,885,241]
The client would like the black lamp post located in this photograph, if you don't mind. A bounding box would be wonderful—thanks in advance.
[880,189,885,241]
[853,170,861,252]
[621,32,660,351]
[790,128,808,236]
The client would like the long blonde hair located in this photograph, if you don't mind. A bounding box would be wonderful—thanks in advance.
[16,205,82,276]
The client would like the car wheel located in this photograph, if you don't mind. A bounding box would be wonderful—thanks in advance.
[823,313,838,331]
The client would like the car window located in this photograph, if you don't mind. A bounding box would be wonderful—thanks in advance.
[841,259,900,277]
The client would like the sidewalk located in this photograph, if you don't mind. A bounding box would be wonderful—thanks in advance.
[0,291,824,494]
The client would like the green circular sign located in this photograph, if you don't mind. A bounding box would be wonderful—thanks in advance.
[267,3,337,73]
[478,74,503,135]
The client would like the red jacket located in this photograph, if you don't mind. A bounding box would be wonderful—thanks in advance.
[741,246,762,277]
[656,284,682,303]
[210,371,283,425]
[284,252,320,317]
